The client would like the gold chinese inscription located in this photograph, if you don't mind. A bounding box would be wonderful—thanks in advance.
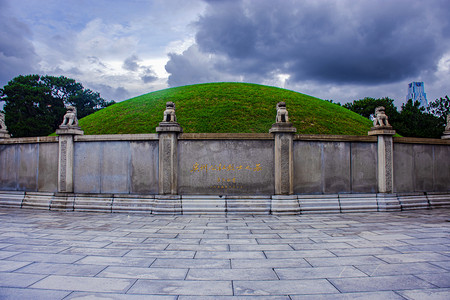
[213,177,243,189]
[190,163,262,173]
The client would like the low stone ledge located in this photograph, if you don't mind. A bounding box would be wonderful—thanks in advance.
[179,133,273,140]
[298,194,340,214]
[0,191,25,208]
[338,194,378,213]
[295,134,377,143]
[397,192,429,210]
[75,134,159,142]
[0,136,58,144]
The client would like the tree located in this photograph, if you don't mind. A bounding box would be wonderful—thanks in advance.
[0,75,114,137]
[343,97,400,123]
[396,99,443,138]
[343,97,444,138]
[427,96,450,123]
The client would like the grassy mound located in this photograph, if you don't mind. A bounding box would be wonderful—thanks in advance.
[79,82,372,135]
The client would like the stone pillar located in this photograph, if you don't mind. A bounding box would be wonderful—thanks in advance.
[156,102,182,195]
[55,128,83,192]
[0,112,10,139]
[368,106,396,193]
[55,106,83,193]
[269,102,297,195]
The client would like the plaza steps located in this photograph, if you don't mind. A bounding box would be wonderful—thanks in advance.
[0,191,449,215]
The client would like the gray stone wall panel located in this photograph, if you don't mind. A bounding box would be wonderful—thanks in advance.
[74,142,101,193]
[130,141,158,194]
[322,142,351,193]
[101,142,130,193]
[351,142,377,193]
[413,144,434,192]
[17,144,38,191]
[178,140,274,195]
[38,143,58,192]
[433,145,450,191]
[393,144,414,193]
[0,144,18,190]
[293,141,322,194]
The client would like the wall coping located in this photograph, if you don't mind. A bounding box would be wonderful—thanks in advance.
[179,133,273,140]
[1,133,450,145]
[295,134,377,142]
[74,134,158,142]
[393,137,450,145]
[0,136,58,144]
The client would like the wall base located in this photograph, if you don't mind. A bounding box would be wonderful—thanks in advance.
[0,191,449,215]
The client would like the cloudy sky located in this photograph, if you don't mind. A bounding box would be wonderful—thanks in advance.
[1,0,450,108]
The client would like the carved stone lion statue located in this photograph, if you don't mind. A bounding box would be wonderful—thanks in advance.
[163,101,177,122]
[276,102,289,123]
[373,106,391,128]
[60,106,79,127]
[0,112,7,131]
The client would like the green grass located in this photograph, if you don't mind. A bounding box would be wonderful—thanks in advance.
[79,82,373,135]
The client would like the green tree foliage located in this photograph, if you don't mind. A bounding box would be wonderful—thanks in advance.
[396,99,443,138]
[427,95,450,123]
[0,75,114,137]
[344,97,445,138]
[343,97,400,121]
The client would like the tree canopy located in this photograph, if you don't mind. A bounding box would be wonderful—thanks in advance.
[344,96,446,139]
[0,75,114,137]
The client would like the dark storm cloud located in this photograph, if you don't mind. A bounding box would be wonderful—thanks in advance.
[166,0,450,86]
[123,55,140,72]
[0,0,40,87]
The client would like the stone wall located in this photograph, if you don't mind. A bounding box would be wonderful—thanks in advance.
[1,134,448,197]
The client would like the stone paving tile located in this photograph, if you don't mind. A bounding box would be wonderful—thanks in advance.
[264,249,335,258]
[229,244,293,251]
[289,291,405,299]
[397,288,450,300]
[274,266,367,279]
[6,252,84,264]
[105,242,168,250]
[355,262,449,276]
[289,242,353,250]
[65,292,177,299]
[125,249,196,258]
[195,250,266,259]
[416,272,450,287]
[179,296,290,299]
[329,247,400,256]
[0,260,31,272]
[30,275,135,293]
[15,262,106,276]
[0,287,71,300]
[76,256,155,267]
[376,252,450,263]
[0,251,20,259]
[128,279,233,295]
[186,268,279,280]
[151,258,230,268]
[305,255,387,267]
[0,272,46,288]
[3,244,70,253]
[60,247,130,256]
[328,275,436,292]
[166,243,229,251]
[231,258,311,269]
[233,279,339,295]
[98,266,188,279]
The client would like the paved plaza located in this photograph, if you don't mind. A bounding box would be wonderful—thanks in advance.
[0,208,449,299]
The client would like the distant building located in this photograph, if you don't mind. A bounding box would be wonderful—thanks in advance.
[406,82,428,107]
